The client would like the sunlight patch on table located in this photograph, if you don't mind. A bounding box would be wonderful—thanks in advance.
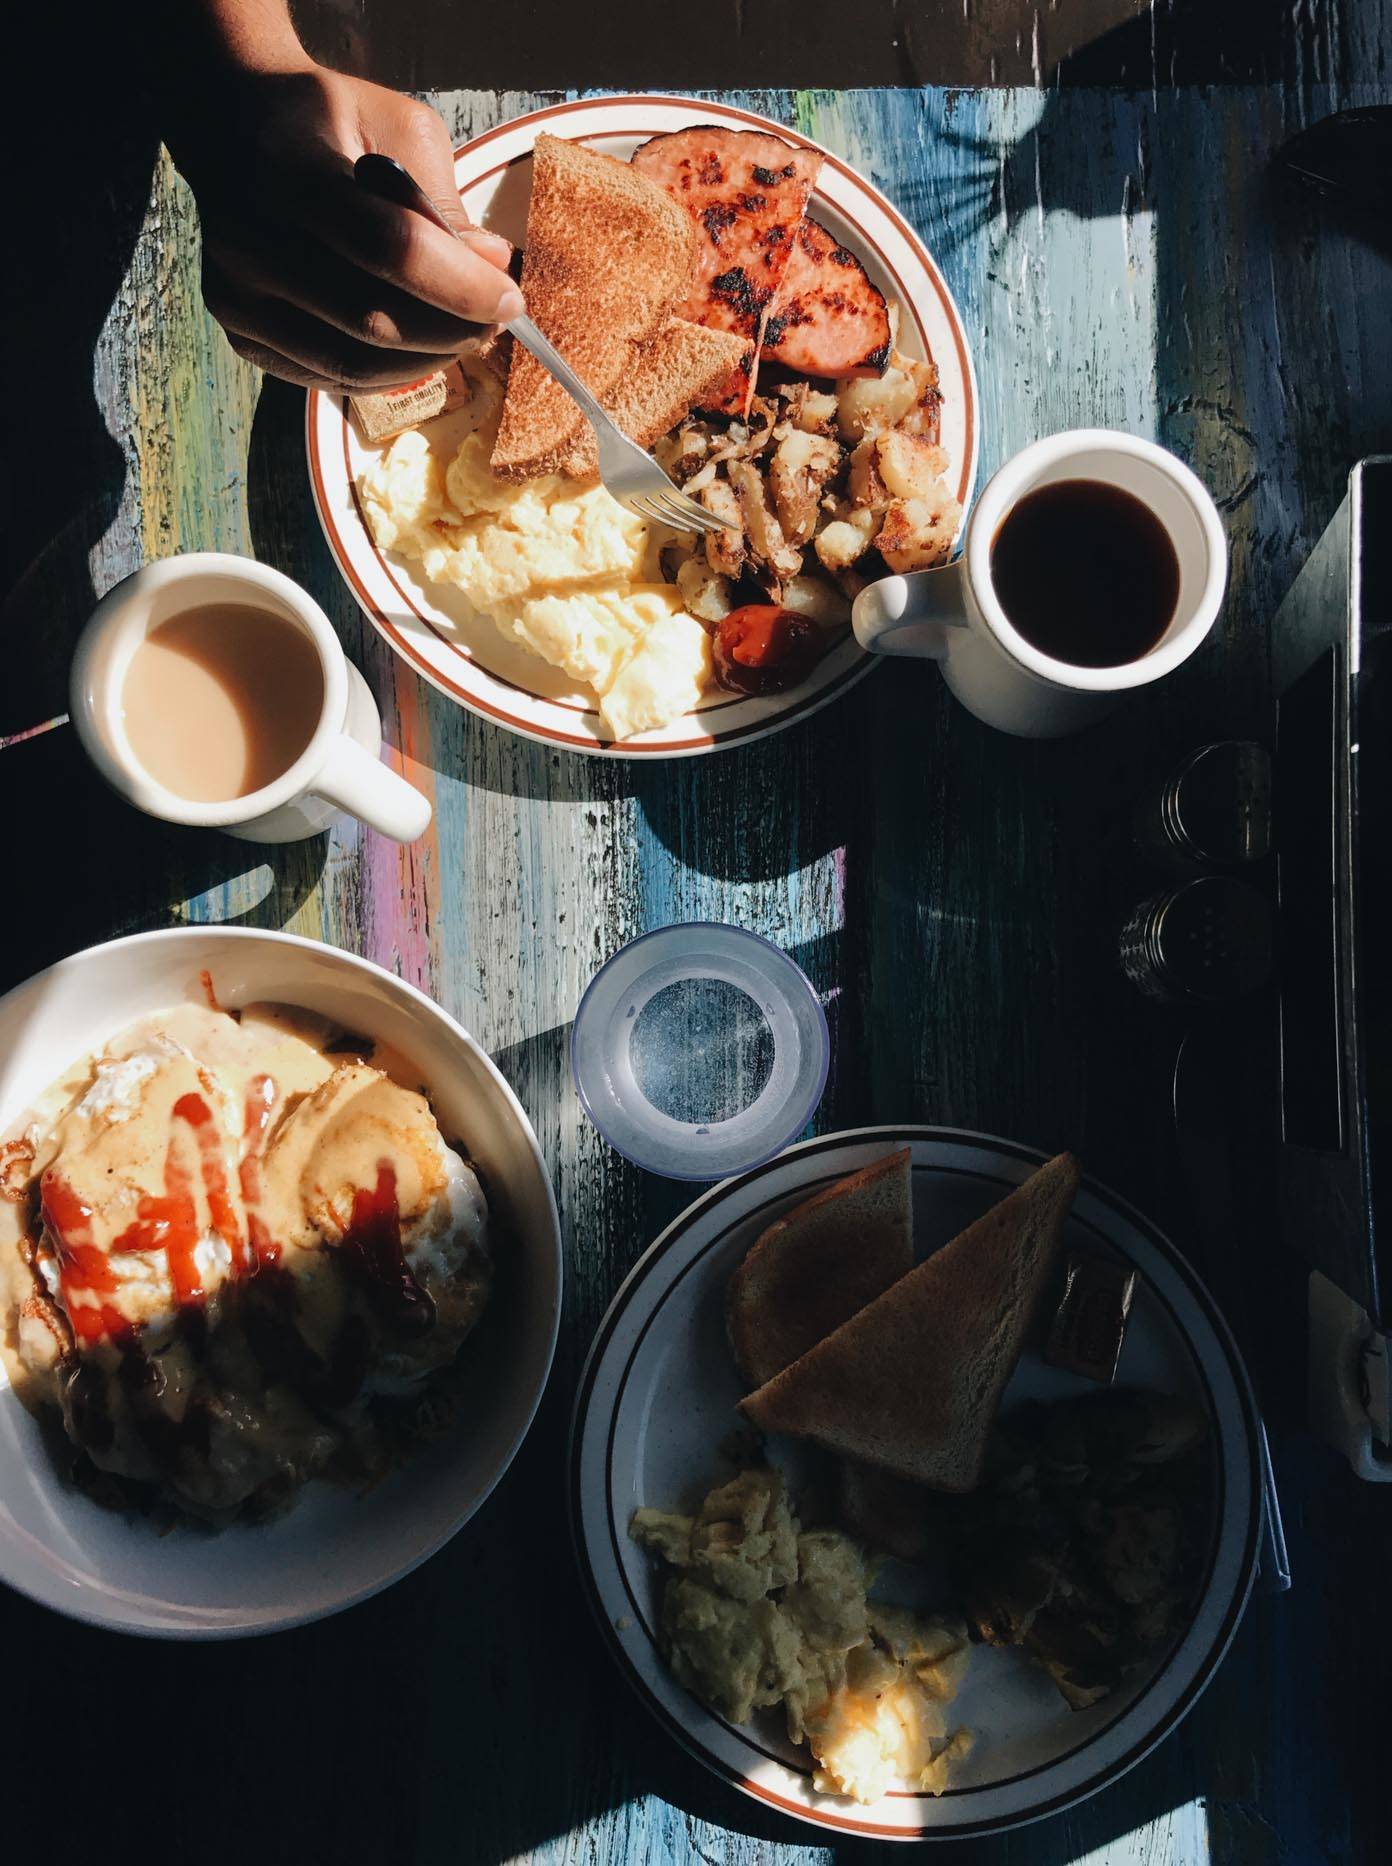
[1073,1794,1211,1864]
[176,863,276,925]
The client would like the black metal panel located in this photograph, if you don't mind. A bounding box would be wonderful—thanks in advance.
[1273,459,1390,1328]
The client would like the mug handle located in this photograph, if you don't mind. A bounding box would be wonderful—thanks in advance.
[851,562,971,659]
[313,736,432,844]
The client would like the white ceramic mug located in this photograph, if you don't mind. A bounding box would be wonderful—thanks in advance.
[70,554,431,843]
[851,430,1229,737]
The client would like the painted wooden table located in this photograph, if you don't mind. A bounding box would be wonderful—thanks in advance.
[4,78,1392,1866]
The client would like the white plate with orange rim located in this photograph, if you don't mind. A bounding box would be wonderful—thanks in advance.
[570,1126,1262,1840]
[305,94,979,757]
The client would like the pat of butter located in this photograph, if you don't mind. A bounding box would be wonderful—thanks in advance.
[349,361,473,443]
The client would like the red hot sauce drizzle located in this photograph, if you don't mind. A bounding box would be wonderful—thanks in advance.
[40,1085,432,1355]
[340,1162,432,1333]
[238,1074,279,1267]
[40,1177,132,1345]
[172,1091,249,1274]
[41,1087,276,1338]
[110,1117,206,1308]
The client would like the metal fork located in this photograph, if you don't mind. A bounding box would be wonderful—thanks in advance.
[354,154,730,539]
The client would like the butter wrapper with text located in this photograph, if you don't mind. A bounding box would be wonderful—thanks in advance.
[350,362,473,442]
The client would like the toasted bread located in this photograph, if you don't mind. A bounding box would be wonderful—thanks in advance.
[491,135,698,481]
[740,1154,1082,1492]
[726,1148,913,1390]
[547,318,751,479]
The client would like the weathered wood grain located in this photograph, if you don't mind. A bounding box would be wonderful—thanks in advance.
[293,0,1392,91]
[3,72,1391,1866]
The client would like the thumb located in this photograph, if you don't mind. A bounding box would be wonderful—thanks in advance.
[390,101,514,272]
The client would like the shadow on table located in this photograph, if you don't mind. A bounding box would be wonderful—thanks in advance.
[1,17,156,742]
[0,715,329,983]
[993,82,1392,516]
[946,55,1392,1866]
[630,685,864,889]
[0,18,334,989]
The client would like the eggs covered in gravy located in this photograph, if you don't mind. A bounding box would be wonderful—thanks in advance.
[0,1001,493,1521]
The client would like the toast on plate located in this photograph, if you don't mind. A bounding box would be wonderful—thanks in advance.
[740,1153,1082,1492]
[491,134,699,480]
[726,1147,914,1390]
[547,317,751,479]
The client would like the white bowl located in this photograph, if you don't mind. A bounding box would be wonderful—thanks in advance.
[0,926,561,1637]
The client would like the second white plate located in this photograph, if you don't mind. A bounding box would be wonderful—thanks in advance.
[571,1126,1261,1840]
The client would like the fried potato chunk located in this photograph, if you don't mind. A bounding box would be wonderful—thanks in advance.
[815,505,882,572]
[769,430,844,545]
[875,490,962,573]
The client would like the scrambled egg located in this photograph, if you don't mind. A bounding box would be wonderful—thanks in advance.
[357,425,712,741]
[805,1606,974,1803]
[630,1468,972,1804]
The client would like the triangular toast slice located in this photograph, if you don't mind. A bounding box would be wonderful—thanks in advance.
[740,1154,1081,1492]
[726,1148,913,1390]
[491,134,697,480]
[548,318,751,479]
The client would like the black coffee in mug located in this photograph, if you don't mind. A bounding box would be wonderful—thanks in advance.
[989,479,1181,668]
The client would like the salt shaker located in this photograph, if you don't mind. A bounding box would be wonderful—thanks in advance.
[1133,741,1273,872]
[1119,875,1274,1004]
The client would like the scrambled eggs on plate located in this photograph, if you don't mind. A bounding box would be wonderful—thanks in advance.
[630,1467,973,1804]
[357,421,711,742]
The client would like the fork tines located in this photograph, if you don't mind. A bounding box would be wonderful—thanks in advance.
[627,491,727,536]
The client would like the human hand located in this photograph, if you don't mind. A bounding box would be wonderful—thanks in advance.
[168,62,520,390]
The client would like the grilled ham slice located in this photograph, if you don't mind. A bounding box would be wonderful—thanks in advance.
[761,217,892,380]
[632,127,822,416]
